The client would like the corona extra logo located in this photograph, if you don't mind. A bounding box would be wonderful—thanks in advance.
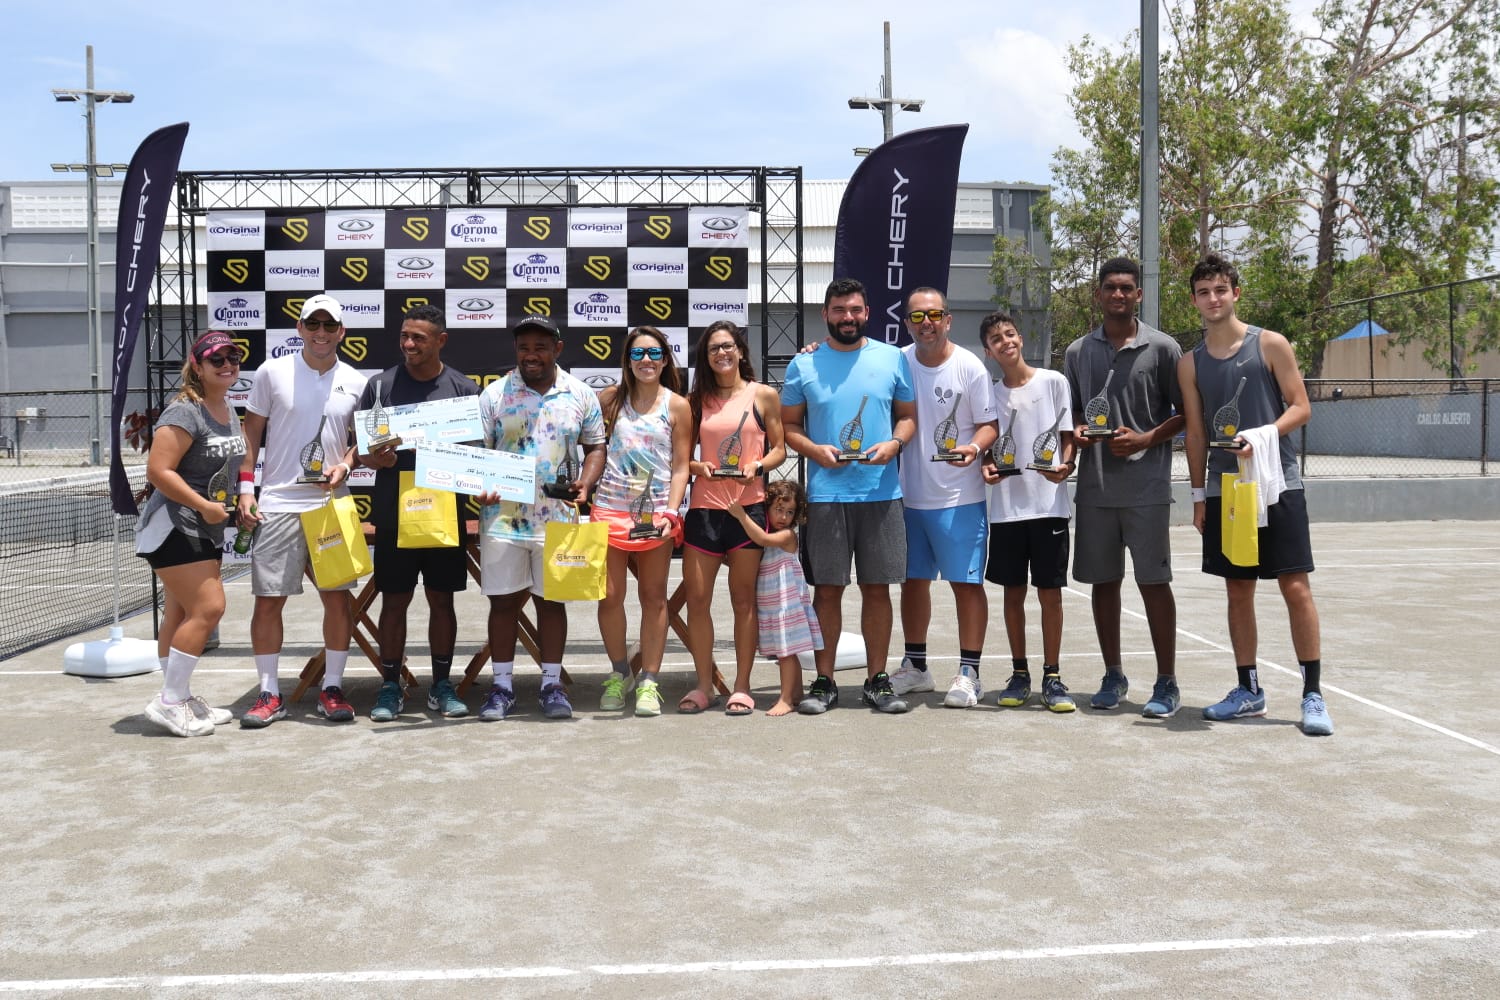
[221,258,250,285]
[645,215,672,240]
[283,298,307,322]
[340,336,368,362]
[281,218,310,243]
[526,296,552,316]
[231,337,251,358]
[585,335,613,361]
[706,255,734,282]
[524,216,551,241]
[584,255,611,281]
[645,296,673,321]
[402,217,430,242]
[404,296,429,311]
[353,495,372,520]
[463,256,490,282]
[340,257,370,282]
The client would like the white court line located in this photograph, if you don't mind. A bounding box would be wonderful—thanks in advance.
[1072,586,1500,758]
[0,928,1488,992]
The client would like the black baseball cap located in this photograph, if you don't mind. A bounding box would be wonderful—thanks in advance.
[512,315,559,338]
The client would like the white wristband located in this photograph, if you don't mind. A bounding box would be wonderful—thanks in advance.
[1190,487,1207,503]
[238,481,256,496]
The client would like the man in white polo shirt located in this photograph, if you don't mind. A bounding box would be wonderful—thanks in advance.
[235,294,368,728]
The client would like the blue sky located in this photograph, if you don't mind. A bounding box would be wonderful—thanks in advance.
[1,0,1148,187]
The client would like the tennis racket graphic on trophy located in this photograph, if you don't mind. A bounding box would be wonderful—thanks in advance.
[1082,369,1115,439]
[1210,376,1248,449]
[297,414,330,483]
[206,454,236,513]
[365,380,402,451]
[990,410,1022,478]
[713,409,751,478]
[836,395,870,462]
[1026,408,1067,472]
[542,432,581,500]
[932,391,964,462]
[628,468,662,540]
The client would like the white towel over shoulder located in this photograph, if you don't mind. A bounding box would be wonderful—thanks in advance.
[1236,424,1285,527]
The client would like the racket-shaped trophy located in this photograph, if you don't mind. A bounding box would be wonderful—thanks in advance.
[932,391,965,462]
[1082,369,1115,439]
[296,414,330,484]
[1209,376,1248,449]
[205,454,237,514]
[990,410,1022,478]
[712,409,751,478]
[1026,408,1067,472]
[627,468,662,540]
[836,395,870,462]
[365,381,402,451]
[542,432,581,500]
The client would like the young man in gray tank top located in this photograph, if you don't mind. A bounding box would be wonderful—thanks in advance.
[1177,253,1333,736]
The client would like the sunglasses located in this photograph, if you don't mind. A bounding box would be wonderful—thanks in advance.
[202,352,243,368]
[907,309,948,324]
[628,346,666,361]
[302,318,342,332]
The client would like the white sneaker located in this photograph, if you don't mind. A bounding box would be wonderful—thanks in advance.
[943,667,983,708]
[187,696,234,727]
[145,694,215,737]
[890,658,936,695]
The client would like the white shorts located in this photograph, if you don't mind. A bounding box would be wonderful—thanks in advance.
[479,534,546,597]
[251,511,359,597]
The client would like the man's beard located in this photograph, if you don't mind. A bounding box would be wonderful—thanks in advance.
[826,318,865,345]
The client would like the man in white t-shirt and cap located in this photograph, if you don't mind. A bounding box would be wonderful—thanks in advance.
[235,294,368,728]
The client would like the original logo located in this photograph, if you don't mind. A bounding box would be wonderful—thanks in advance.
[526,296,553,316]
[283,298,307,322]
[702,216,739,232]
[402,217,430,242]
[705,255,734,282]
[463,256,491,282]
[645,296,673,321]
[281,218,310,243]
[584,255,612,281]
[645,215,672,240]
[340,336,368,362]
[456,297,495,311]
[585,335,613,361]
[221,258,250,285]
[524,216,551,241]
[340,257,370,282]
[339,218,374,233]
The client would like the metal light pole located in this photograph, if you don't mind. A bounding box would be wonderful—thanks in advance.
[848,21,924,154]
[51,45,134,466]
[1140,0,1161,328]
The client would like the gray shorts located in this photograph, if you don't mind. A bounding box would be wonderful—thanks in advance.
[1072,503,1173,585]
[251,511,359,597]
[801,499,907,587]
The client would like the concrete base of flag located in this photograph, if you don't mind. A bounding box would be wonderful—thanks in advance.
[63,626,159,678]
[798,632,868,673]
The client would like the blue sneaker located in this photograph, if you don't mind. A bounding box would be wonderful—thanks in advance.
[1203,686,1267,721]
[1142,677,1181,719]
[539,683,573,720]
[478,685,516,722]
[426,679,468,718]
[369,681,404,722]
[1090,671,1128,710]
[1300,693,1334,736]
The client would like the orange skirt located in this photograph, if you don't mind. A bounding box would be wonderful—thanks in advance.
[590,506,683,553]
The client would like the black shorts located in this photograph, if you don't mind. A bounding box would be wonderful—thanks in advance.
[372,534,470,594]
[1202,489,1315,580]
[985,517,1070,589]
[142,529,223,570]
[683,505,764,558]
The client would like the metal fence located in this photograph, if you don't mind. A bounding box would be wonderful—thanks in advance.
[1311,273,1500,380]
[0,388,151,487]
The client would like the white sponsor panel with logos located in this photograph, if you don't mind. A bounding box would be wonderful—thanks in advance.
[448,291,507,329]
[568,208,628,247]
[506,249,567,288]
[264,250,325,290]
[205,212,266,250]
[688,206,749,247]
[265,330,307,359]
[445,209,506,248]
[688,289,749,327]
[335,289,385,330]
[568,289,626,327]
[386,250,445,287]
[627,247,690,289]
[207,291,267,331]
[328,210,385,245]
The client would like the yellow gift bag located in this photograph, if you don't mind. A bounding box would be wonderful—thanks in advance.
[397,471,459,549]
[1220,470,1260,568]
[300,493,373,589]
[542,507,608,602]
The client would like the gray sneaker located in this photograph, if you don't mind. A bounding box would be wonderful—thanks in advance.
[370,680,404,722]
[890,657,936,695]
[1142,677,1181,719]
[1090,671,1129,710]
[426,679,468,718]
[798,675,838,715]
[862,671,910,714]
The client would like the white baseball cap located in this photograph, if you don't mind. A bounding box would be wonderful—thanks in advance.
[299,294,343,324]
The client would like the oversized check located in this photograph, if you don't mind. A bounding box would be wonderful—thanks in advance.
[413,442,535,502]
[354,396,484,453]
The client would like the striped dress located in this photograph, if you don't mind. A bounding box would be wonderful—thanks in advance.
[756,545,823,658]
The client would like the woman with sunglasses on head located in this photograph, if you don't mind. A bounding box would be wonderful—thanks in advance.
[679,321,785,716]
[134,331,247,736]
[593,327,693,717]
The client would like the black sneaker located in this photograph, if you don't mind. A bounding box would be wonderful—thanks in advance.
[862,671,910,714]
[1042,674,1076,713]
[996,672,1032,707]
[798,675,838,715]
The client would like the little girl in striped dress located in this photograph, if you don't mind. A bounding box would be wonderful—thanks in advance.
[726,479,821,716]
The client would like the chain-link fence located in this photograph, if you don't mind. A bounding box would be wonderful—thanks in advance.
[1297,378,1495,478]
[0,388,151,486]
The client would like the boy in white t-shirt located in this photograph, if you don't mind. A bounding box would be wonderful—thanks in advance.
[979,312,1079,712]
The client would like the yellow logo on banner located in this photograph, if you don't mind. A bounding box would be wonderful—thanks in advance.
[353,495,372,521]
[524,216,551,241]
[283,297,307,322]
[585,335,613,360]
[404,296,429,311]
[231,337,251,358]
[341,257,370,283]
[463,256,490,282]
[222,258,250,285]
[340,336,368,362]
[645,215,672,240]
[526,297,552,316]
[402,217,430,242]
[281,218,310,243]
[646,296,672,321]
[706,255,734,282]
[465,496,482,517]
[585,255,611,281]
